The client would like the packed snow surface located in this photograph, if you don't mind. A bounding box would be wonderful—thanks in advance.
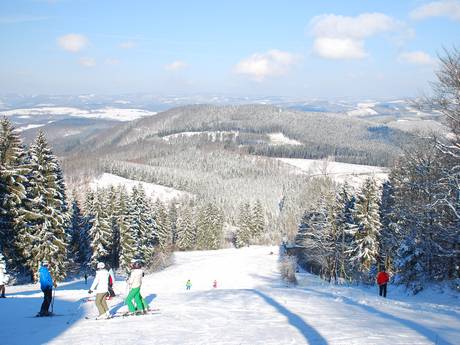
[3,106,157,122]
[1,246,458,345]
[90,173,192,203]
[278,158,389,186]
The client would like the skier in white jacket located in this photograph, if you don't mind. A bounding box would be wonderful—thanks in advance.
[125,261,145,314]
[89,262,111,319]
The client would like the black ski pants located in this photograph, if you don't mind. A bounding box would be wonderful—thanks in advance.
[40,287,53,314]
[379,283,387,298]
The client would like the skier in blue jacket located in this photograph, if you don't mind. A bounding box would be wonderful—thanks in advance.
[37,261,56,317]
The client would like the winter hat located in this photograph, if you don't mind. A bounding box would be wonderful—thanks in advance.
[97,262,105,269]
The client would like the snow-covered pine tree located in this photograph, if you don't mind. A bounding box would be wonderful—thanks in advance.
[68,197,89,268]
[196,202,223,250]
[252,200,265,242]
[0,118,30,268]
[378,180,400,273]
[235,202,252,248]
[107,186,120,268]
[176,203,196,250]
[130,185,156,261]
[117,186,135,270]
[18,131,68,281]
[334,183,356,281]
[350,177,381,273]
[390,141,449,291]
[168,201,178,246]
[88,189,112,268]
[153,198,170,250]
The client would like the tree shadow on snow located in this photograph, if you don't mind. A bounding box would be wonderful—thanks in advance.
[1,281,89,345]
[251,289,328,345]
[300,287,453,345]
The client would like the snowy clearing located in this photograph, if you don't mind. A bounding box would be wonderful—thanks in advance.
[278,158,389,186]
[1,246,458,345]
[3,107,157,122]
[90,173,193,203]
[267,133,303,146]
[14,123,46,132]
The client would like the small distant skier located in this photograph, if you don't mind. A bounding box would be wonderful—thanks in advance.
[376,267,390,298]
[212,280,217,289]
[126,261,145,315]
[0,258,9,298]
[186,279,192,290]
[37,261,57,317]
[107,265,116,298]
[88,262,111,319]
[84,273,88,285]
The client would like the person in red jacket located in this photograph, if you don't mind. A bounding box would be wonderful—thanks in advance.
[376,267,390,298]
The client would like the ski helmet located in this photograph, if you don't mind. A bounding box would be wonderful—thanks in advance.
[97,262,105,269]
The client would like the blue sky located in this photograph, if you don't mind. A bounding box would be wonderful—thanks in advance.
[0,0,459,98]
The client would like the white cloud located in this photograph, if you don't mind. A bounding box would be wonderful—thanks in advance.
[79,57,96,67]
[119,41,136,49]
[57,34,88,53]
[313,38,367,60]
[164,60,188,71]
[399,51,436,65]
[309,13,408,60]
[410,0,460,21]
[235,49,300,81]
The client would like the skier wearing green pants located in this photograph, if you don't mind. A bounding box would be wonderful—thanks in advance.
[126,261,145,315]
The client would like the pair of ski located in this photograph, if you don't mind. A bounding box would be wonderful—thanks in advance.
[30,312,64,318]
[85,308,160,320]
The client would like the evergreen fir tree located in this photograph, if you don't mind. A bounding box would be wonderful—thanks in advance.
[153,198,170,250]
[176,203,196,250]
[130,185,156,261]
[378,180,399,272]
[117,186,135,270]
[350,178,381,272]
[196,202,223,250]
[17,131,68,281]
[89,189,112,267]
[68,197,89,267]
[0,118,30,268]
[334,184,356,280]
[235,202,252,247]
[107,186,120,268]
[168,201,178,246]
[252,200,265,242]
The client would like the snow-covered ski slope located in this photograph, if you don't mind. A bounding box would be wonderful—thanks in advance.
[2,246,459,345]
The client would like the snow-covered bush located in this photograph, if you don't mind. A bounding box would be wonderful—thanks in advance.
[279,255,297,284]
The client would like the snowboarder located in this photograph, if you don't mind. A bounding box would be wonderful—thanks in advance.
[0,257,9,298]
[212,280,217,288]
[88,262,111,319]
[186,279,192,290]
[107,265,116,298]
[126,261,145,315]
[37,261,57,316]
[376,267,390,298]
